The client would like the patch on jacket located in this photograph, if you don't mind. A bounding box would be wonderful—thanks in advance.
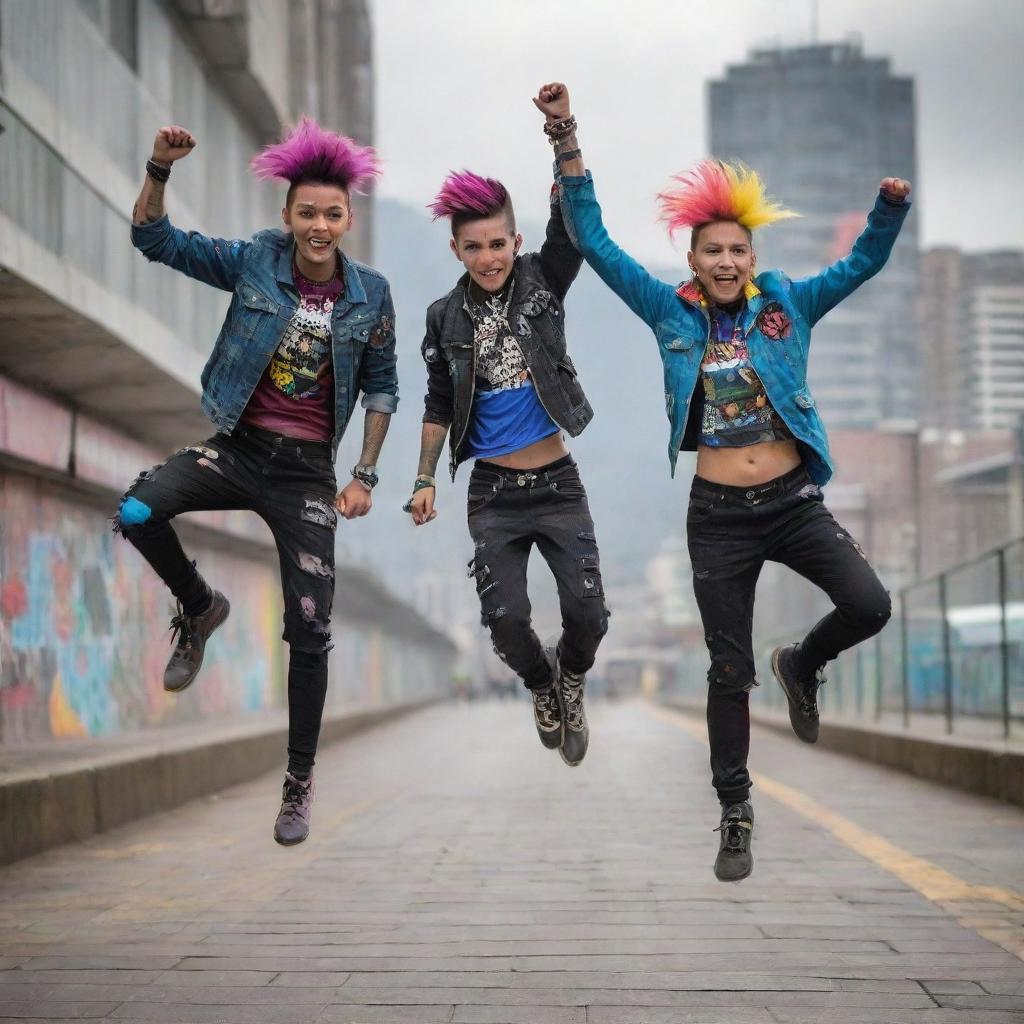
[755,302,792,340]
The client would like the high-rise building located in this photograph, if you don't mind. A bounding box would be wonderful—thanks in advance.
[919,248,1024,431]
[709,41,919,428]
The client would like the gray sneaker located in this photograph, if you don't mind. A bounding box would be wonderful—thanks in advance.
[714,800,754,882]
[771,643,825,743]
[274,772,314,846]
[556,660,589,767]
[164,590,230,693]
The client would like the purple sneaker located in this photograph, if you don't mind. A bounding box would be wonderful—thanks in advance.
[273,772,314,845]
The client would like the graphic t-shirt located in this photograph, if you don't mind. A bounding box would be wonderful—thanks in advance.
[241,262,341,441]
[462,278,558,459]
[699,303,793,448]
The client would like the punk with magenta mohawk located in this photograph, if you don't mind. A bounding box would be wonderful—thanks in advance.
[657,159,798,245]
[428,170,514,237]
[250,116,381,199]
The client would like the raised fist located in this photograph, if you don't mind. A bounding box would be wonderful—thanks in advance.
[880,177,911,202]
[533,82,571,122]
[152,126,196,164]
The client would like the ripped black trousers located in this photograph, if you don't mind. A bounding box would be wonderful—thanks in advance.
[687,465,892,804]
[467,456,609,691]
[116,426,337,776]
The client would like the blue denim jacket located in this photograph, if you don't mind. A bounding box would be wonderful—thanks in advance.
[557,172,910,484]
[131,217,399,456]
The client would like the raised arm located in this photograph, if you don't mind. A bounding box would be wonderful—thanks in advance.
[789,177,912,327]
[131,126,249,292]
[533,82,677,330]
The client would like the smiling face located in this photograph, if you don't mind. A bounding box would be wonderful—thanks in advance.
[282,182,353,281]
[688,220,755,305]
[450,209,522,293]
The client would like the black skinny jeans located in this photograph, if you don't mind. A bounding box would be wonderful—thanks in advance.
[467,456,610,691]
[116,425,338,777]
[687,465,892,805]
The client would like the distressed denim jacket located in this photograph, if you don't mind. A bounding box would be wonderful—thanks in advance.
[557,171,911,485]
[131,216,399,457]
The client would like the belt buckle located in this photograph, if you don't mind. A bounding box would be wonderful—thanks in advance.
[516,472,536,488]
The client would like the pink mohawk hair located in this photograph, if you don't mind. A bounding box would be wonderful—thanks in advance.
[428,170,508,220]
[657,159,798,239]
[249,116,381,193]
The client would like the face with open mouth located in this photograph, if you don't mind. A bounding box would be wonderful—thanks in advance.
[282,182,353,281]
[688,220,755,306]
[451,210,523,294]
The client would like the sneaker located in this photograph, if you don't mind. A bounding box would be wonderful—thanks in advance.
[556,659,589,767]
[771,643,825,743]
[273,772,314,846]
[163,590,230,692]
[532,685,563,750]
[714,800,754,882]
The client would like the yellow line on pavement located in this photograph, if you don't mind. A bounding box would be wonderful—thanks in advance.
[649,704,1024,959]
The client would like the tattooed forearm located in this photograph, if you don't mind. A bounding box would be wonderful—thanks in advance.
[417,422,449,478]
[132,176,167,226]
[552,130,584,177]
[358,411,391,465]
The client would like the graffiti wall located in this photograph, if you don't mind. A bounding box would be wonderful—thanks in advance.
[0,472,285,743]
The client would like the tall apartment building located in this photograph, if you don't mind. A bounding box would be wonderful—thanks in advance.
[709,41,919,428]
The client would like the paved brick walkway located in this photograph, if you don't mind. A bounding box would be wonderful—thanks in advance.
[1,699,1023,1023]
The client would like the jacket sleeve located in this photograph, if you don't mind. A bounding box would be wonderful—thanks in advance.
[130,215,249,292]
[358,283,400,414]
[789,194,911,327]
[421,304,453,427]
[557,170,677,330]
[538,178,584,302]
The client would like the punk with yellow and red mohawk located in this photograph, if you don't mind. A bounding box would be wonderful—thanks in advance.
[657,159,799,239]
[249,116,381,193]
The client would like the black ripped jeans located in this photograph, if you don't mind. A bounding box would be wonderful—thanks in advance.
[687,464,892,804]
[467,456,610,691]
[116,425,337,776]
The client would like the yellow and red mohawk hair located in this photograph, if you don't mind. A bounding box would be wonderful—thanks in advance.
[657,159,798,240]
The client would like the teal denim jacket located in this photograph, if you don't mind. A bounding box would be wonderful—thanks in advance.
[557,171,910,484]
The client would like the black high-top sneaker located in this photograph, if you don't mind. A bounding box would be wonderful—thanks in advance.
[556,659,589,767]
[714,800,754,882]
[771,643,826,743]
[163,591,230,692]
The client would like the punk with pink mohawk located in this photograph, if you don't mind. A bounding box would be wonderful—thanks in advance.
[657,159,798,244]
[250,116,381,195]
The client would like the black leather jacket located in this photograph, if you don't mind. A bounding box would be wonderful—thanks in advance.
[421,192,594,479]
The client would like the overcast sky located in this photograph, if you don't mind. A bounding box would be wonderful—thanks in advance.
[372,0,1024,266]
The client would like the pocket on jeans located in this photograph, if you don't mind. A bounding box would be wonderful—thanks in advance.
[467,485,499,516]
[686,497,715,523]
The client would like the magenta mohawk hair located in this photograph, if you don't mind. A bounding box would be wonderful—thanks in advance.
[428,170,508,220]
[249,116,381,193]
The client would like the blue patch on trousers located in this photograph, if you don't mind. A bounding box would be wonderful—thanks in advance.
[118,496,152,526]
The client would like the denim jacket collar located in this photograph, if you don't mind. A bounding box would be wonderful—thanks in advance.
[274,240,368,307]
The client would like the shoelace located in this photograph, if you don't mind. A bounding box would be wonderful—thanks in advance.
[279,778,310,821]
[560,673,585,729]
[800,668,828,717]
[168,607,194,650]
[714,815,752,850]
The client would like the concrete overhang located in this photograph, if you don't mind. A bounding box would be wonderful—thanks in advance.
[0,266,208,451]
[935,452,1021,486]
